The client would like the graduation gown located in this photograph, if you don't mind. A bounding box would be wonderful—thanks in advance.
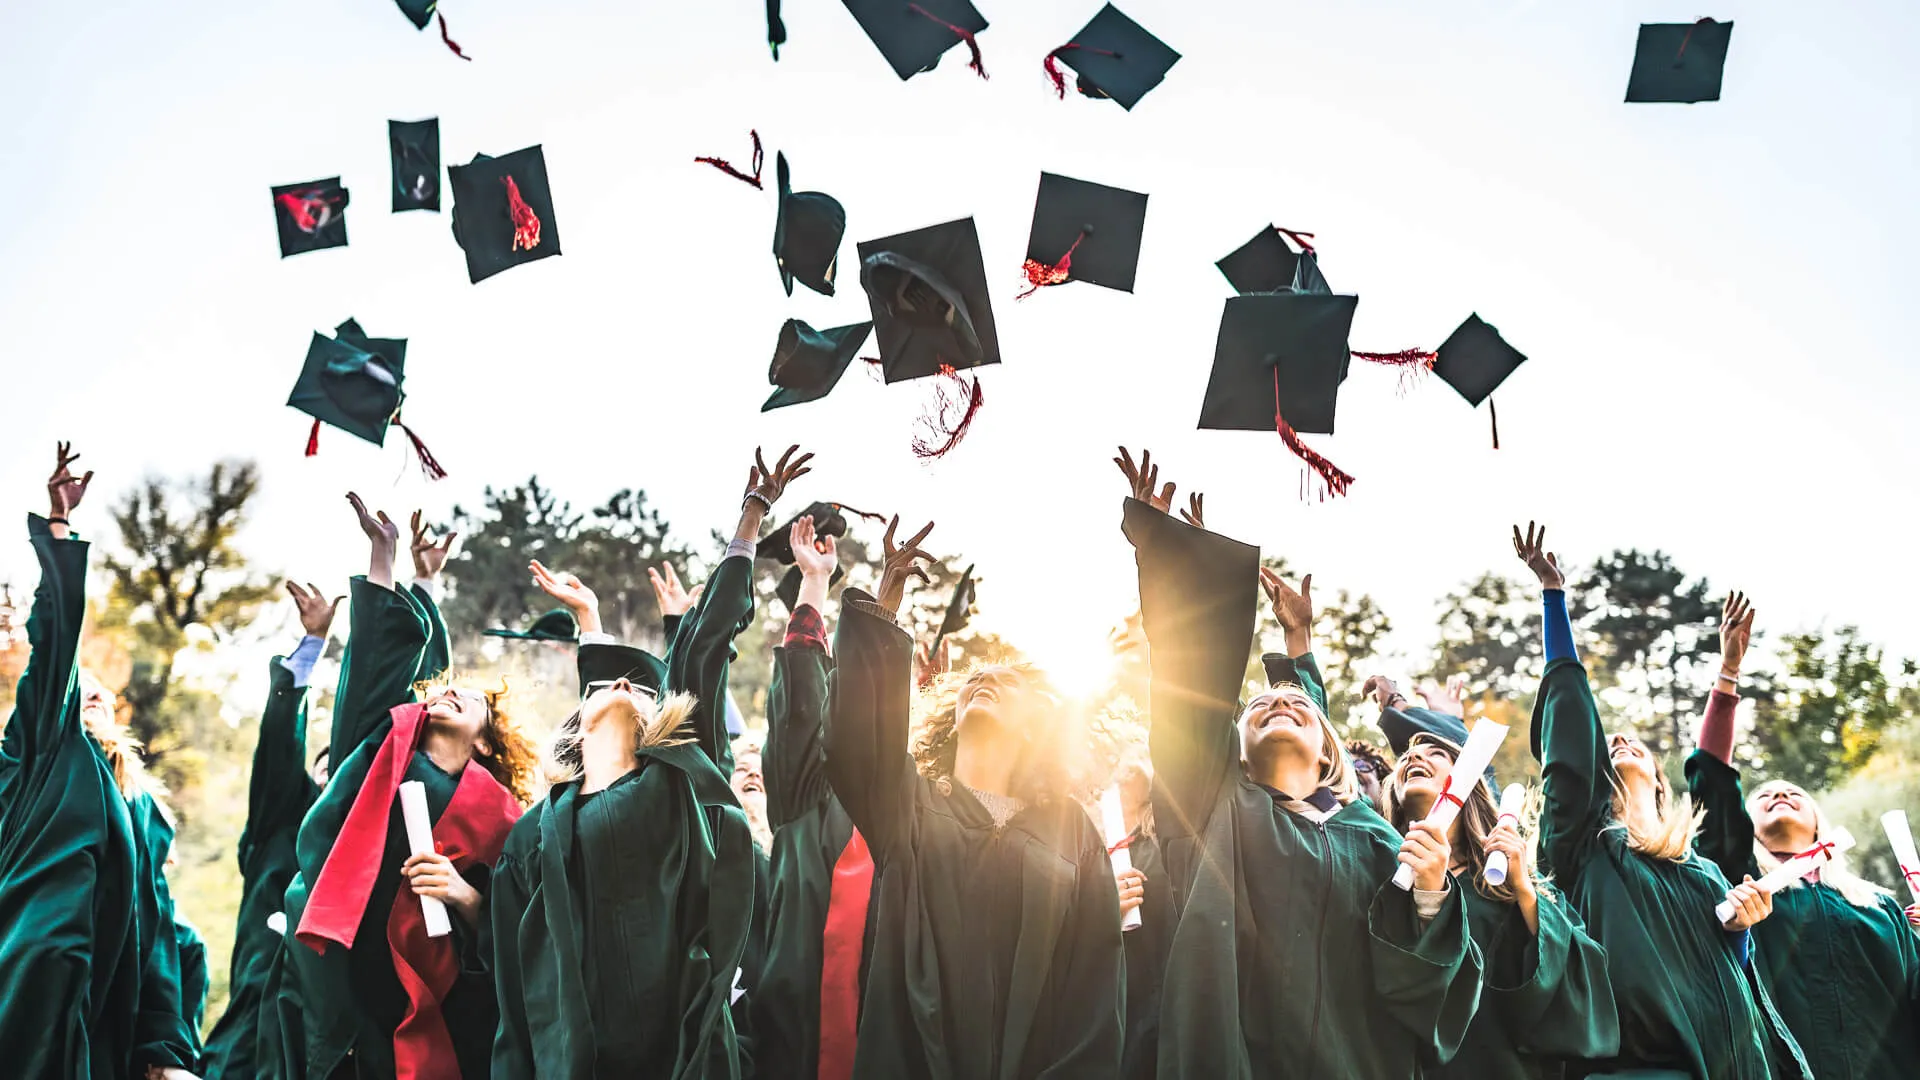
[1128,498,1481,1080]
[267,577,513,1079]
[202,655,322,1079]
[1688,750,1920,1080]
[489,553,759,1079]
[1115,826,1170,1080]
[1531,659,1810,1080]
[130,789,202,1073]
[0,515,144,1079]
[756,619,878,1080]
[825,589,1125,1080]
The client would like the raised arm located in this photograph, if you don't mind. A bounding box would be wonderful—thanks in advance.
[1258,568,1327,715]
[5,444,94,781]
[1116,448,1259,845]
[765,514,837,828]
[406,512,457,683]
[1516,522,1608,880]
[327,494,431,770]
[825,516,933,862]
[239,583,335,877]
[1686,592,1759,883]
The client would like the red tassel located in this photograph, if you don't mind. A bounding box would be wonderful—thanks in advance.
[1675,16,1715,63]
[1488,395,1500,450]
[502,175,541,251]
[274,189,340,234]
[1043,43,1117,99]
[398,422,449,481]
[912,364,985,460]
[831,503,889,525]
[437,12,472,61]
[908,3,988,80]
[1274,370,1353,499]
[1350,348,1436,394]
[693,130,766,189]
[304,419,321,458]
[1273,226,1316,255]
[1016,230,1087,299]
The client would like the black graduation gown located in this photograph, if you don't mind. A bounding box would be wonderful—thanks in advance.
[1126,498,1482,1080]
[489,553,759,1079]
[824,589,1126,1080]
[1116,826,1170,1080]
[0,515,144,1079]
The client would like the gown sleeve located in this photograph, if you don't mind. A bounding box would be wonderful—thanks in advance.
[1488,889,1621,1060]
[1123,498,1259,844]
[409,581,453,685]
[1262,651,1330,720]
[4,515,89,787]
[1529,657,1611,883]
[487,841,537,1080]
[131,797,198,1072]
[239,654,319,881]
[824,590,916,861]
[326,576,432,773]
[1366,880,1483,1064]
[665,553,756,771]
[1683,689,1757,885]
[765,608,833,830]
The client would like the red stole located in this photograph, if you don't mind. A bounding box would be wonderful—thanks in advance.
[817,827,875,1080]
[295,703,523,1079]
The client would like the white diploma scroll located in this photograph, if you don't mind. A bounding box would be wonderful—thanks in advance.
[1881,810,1920,906]
[1394,720,1511,891]
[1101,787,1142,932]
[399,780,453,938]
[1483,783,1529,887]
[1714,828,1856,925]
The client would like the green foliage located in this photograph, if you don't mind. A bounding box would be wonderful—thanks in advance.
[1423,571,1540,699]
[1745,628,1920,791]
[1574,549,1719,757]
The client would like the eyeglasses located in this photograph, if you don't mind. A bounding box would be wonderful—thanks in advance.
[585,679,659,700]
[1351,759,1379,775]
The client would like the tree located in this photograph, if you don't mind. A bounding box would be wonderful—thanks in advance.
[442,477,580,648]
[1424,572,1541,699]
[1744,627,1920,790]
[1317,589,1393,704]
[1575,549,1718,757]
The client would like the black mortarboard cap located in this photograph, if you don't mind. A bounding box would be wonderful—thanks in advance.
[1433,314,1526,407]
[393,0,433,30]
[1023,172,1148,294]
[775,564,846,614]
[449,145,561,284]
[271,178,349,258]
[758,501,853,564]
[484,608,579,643]
[390,119,441,212]
[1625,19,1733,104]
[843,0,989,81]
[774,153,846,297]
[857,217,1001,383]
[1198,292,1357,436]
[767,0,787,59]
[577,643,667,698]
[764,319,872,412]
[1048,4,1181,111]
[332,317,408,377]
[286,327,406,446]
[936,563,974,640]
[1216,226,1331,297]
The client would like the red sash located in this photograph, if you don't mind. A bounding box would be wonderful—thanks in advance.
[817,827,874,1080]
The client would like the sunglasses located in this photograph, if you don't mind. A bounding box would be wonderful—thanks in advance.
[585,679,659,700]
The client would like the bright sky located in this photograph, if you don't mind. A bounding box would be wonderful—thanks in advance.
[4,0,1917,697]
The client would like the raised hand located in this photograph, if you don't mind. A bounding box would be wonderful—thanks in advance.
[286,581,344,640]
[1720,874,1774,931]
[347,493,400,588]
[1114,446,1176,513]
[1361,674,1407,711]
[530,560,601,635]
[47,441,94,524]
[1719,592,1756,678]
[647,563,703,618]
[747,444,815,508]
[1511,521,1565,591]
[1418,674,1469,718]
[410,510,458,581]
[877,515,936,614]
[1260,566,1314,655]
[791,514,838,580]
[1179,492,1206,529]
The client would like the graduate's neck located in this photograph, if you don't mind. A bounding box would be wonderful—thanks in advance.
[1247,749,1322,803]
[421,726,478,777]
[1398,789,1436,823]
[1619,776,1662,837]
[1756,816,1816,856]
[580,717,639,795]
[953,727,1024,800]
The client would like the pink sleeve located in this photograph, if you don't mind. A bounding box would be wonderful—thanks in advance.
[1697,689,1739,763]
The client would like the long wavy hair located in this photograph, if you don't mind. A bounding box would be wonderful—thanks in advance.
[419,673,541,805]
[1379,733,1522,904]
[542,689,699,787]
[78,672,169,818]
[912,662,1115,807]
[1605,755,1702,863]
[1748,780,1888,910]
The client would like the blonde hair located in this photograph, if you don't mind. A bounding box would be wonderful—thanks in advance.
[1379,734,1523,904]
[1748,781,1889,910]
[77,673,169,818]
[1241,683,1360,806]
[543,690,699,785]
[1606,759,1703,863]
[912,662,1116,806]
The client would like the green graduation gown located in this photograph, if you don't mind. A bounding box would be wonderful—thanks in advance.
[202,654,322,1079]
[824,588,1125,1080]
[176,914,209,1037]
[0,515,144,1079]
[266,577,502,1079]
[1116,825,1170,1080]
[489,553,759,1079]
[130,789,202,1073]
[1130,498,1482,1079]
[1531,658,1810,1079]
[1688,750,1920,1080]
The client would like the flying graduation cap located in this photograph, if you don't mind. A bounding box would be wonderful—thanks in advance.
[1199,293,1359,498]
[1433,314,1526,448]
[1625,19,1732,104]
[389,119,441,212]
[760,500,870,613]
[1020,172,1148,299]
[393,0,472,60]
[1043,4,1180,110]
[774,152,846,296]
[764,319,873,412]
[271,178,349,258]
[843,0,989,81]
[286,319,448,478]
[484,608,579,643]
[1216,226,1331,297]
[932,563,975,653]
[449,145,561,283]
[767,0,786,59]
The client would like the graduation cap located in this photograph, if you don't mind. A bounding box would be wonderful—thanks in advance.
[1626,19,1732,104]
[1216,226,1330,297]
[271,178,349,258]
[1043,4,1181,110]
[287,319,448,478]
[858,217,1000,383]
[844,0,989,81]
[390,119,441,212]
[932,563,974,651]
[757,501,878,564]
[767,0,786,59]
[577,643,667,698]
[764,319,872,412]
[393,0,472,60]
[1198,293,1358,497]
[483,608,579,643]
[449,145,561,284]
[1434,314,1526,449]
[1020,172,1149,298]
[774,153,846,297]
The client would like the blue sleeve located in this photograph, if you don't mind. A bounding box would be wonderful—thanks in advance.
[1730,928,1751,967]
[1544,589,1577,663]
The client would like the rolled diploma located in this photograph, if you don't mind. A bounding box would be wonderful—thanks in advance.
[1714,828,1856,925]
[1101,787,1142,932]
[399,780,453,938]
[1881,810,1920,905]
[1394,719,1511,890]
[1483,783,1528,886]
